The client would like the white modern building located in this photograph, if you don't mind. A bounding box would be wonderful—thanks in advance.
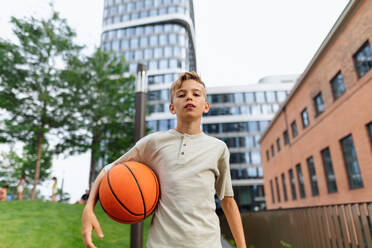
[101,0,196,129]
[202,75,297,210]
[147,75,298,210]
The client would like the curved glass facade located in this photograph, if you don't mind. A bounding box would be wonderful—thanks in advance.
[102,0,196,75]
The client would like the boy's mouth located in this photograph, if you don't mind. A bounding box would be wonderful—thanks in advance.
[184,103,195,109]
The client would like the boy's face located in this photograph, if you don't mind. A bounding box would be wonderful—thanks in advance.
[169,79,209,121]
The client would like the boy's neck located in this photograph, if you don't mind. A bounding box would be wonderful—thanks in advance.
[174,121,202,135]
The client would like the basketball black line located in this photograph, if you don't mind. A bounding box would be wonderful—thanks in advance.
[106,166,143,217]
[123,163,147,220]
[100,201,138,224]
[147,170,159,214]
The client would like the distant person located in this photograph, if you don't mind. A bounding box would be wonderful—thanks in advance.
[17,174,25,201]
[0,185,9,202]
[76,189,90,205]
[51,177,57,202]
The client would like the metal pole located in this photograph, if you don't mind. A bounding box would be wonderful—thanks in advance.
[131,63,147,248]
[60,170,65,202]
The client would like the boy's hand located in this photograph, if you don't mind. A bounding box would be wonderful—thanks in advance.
[82,206,104,248]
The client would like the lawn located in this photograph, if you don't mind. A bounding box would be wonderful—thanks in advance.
[0,200,151,248]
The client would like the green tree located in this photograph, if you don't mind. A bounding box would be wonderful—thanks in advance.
[0,141,53,192]
[0,11,82,199]
[58,48,136,187]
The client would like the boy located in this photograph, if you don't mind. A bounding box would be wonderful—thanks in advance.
[82,72,246,248]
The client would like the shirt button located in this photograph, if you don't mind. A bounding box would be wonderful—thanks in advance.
[181,152,184,155]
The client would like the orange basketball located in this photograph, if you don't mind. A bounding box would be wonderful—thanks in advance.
[98,161,160,224]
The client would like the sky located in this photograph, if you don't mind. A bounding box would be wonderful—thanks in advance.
[0,0,350,202]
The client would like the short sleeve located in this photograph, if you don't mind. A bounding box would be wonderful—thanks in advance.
[103,134,153,172]
[215,144,234,200]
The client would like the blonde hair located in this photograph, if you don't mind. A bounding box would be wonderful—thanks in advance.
[169,71,206,103]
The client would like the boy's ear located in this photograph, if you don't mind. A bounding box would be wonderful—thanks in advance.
[169,103,176,114]
[203,101,210,114]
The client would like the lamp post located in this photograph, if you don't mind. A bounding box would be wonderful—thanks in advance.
[131,63,148,248]
[59,170,65,202]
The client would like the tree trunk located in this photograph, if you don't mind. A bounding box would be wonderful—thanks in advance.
[31,132,44,200]
[88,134,98,189]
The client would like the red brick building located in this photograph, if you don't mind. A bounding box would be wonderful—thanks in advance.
[260,0,372,210]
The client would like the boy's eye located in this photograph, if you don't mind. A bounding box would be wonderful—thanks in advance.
[177,94,184,97]
[193,93,200,96]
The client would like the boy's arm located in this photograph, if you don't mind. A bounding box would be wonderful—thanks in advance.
[221,196,247,248]
[82,169,106,248]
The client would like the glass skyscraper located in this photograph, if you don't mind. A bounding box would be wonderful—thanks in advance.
[101,0,197,132]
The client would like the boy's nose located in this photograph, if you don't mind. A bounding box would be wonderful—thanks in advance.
[186,93,193,100]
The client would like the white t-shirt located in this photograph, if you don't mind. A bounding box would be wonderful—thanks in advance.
[104,129,234,248]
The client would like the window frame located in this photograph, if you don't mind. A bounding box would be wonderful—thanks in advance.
[330,71,346,100]
[289,169,297,200]
[353,40,372,78]
[306,156,319,196]
[321,147,338,193]
[296,164,306,199]
[283,130,290,145]
[270,179,275,204]
[366,122,372,147]
[276,138,281,152]
[301,108,310,128]
[291,121,298,138]
[275,177,281,203]
[281,173,288,202]
[313,92,325,116]
[340,134,363,189]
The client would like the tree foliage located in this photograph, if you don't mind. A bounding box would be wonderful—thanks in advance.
[0,11,82,199]
[59,48,136,187]
[0,140,53,197]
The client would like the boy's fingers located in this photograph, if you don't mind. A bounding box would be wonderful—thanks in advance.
[94,222,104,238]
[82,229,96,248]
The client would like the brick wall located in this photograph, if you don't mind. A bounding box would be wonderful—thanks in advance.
[261,0,372,210]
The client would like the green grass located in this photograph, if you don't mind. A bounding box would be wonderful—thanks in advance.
[0,200,151,248]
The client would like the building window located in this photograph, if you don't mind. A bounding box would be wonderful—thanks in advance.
[283,130,290,145]
[306,156,319,196]
[330,72,346,100]
[270,180,275,204]
[296,164,306,198]
[291,121,298,138]
[255,92,266,102]
[289,169,297,200]
[277,91,287,102]
[275,177,281,203]
[340,135,363,189]
[266,150,270,162]
[367,122,372,146]
[353,41,372,78]
[266,91,276,102]
[271,145,275,157]
[301,108,310,128]
[281,173,288,202]
[245,92,255,103]
[321,147,338,193]
[276,138,281,152]
[313,93,325,116]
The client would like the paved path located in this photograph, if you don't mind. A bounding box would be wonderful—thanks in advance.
[221,236,234,248]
